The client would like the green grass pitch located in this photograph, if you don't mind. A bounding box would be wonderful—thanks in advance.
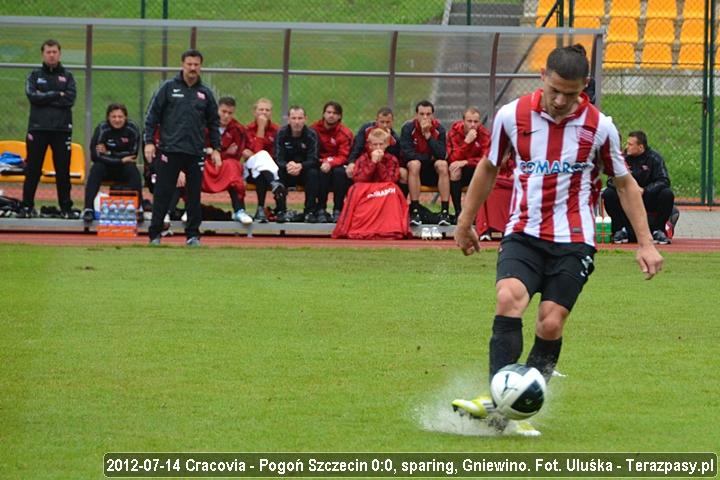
[0,244,718,478]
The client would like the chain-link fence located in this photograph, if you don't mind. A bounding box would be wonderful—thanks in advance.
[1,0,717,203]
[0,0,451,23]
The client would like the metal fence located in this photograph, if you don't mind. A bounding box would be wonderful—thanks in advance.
[0,16,600,154]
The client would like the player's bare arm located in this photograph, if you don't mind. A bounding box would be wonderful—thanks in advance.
[613,173,664,279]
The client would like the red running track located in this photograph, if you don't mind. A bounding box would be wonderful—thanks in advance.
[1,231,719,252]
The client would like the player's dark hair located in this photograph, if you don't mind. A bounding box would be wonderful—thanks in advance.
[41,39,61,52]
[546,44,589,80]
[628,130,648,149]
[376,106,394,117]
[181,49,203,63]
[218,96,236,107]
[415,100,435,113]
[323,101,343,117]
[106,102,128,119]
[288,105,306,116]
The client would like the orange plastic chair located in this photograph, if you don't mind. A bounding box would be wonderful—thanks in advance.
[641,42,674,68]
[604,42,637,68]
[609,0,641,18]
[682,0,706,20]
[528,37,558,71]
[0,140,85,185]
[0,140,28,182]
[644,18,677,44]
[677,43,705,69]
[536,0,559,26]
[645,0,679,19]
[607,17,639,43]
[572,16,601,29]
[40,142,86,185]
[679,18,706,45]
[574,0,606,17]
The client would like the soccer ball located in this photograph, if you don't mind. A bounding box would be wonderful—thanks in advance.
[490,364,547,420]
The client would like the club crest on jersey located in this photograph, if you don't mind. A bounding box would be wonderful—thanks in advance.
[58,76,66,83]
[518,159,593,175]
[197,91,206,100]
[577,126,596,144]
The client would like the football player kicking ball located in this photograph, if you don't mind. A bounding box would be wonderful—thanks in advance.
[452,45,663,435]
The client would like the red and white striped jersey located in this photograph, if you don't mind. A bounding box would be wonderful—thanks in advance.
[488,89,629,247]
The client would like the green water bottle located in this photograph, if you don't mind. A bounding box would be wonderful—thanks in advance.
[595,216,604,243]
[603,216,612,243]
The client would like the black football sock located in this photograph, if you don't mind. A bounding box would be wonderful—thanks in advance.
[526,335,562,382]
[489,315,523,381]
[410,200,420,211]
[441,201,449,213]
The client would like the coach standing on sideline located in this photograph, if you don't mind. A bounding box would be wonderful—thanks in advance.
[144,49,221,246]
[20,39,77,219]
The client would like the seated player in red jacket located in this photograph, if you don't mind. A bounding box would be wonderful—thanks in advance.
[400,100,450,226]
[446,107,490,219]
[347,106,406,189]
[353,128,400,183]
[333,128,408,239]
[202,96,252,224]
[311,101,353,222]
[241,97,285,222]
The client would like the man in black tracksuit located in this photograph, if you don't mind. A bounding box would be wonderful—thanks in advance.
[144,49,221,246]
[83,102,143,221]
[274,106,320,223]
[602,130,675,245]
[21,39,77,218]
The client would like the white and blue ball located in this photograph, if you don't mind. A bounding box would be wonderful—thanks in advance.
[490,364,547,420]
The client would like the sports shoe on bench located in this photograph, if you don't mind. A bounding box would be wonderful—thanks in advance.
[315,209,331,223]
[410,209,422,226]
[438,211,451,226]
[16,207,37,218]
[254,208,267,223]
[233,208,253,225]
[82,208,95,223]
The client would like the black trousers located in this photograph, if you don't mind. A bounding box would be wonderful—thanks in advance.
[149,152,203,240]
[84,162,143,209]
[22,130,72,210]
[602,185,675,234]
[278,165,320,213]
[318,166,348,212]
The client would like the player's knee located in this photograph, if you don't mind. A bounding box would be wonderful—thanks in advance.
[496,284,525,314]
[450,172,461,181]
[435,161,448,174]
[407,160,421,173]
[399,168,408,183]
[536,317,564,339]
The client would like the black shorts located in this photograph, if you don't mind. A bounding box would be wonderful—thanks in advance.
[452,165,475,187]
[408,158,446,187]
[496,233,596,311]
